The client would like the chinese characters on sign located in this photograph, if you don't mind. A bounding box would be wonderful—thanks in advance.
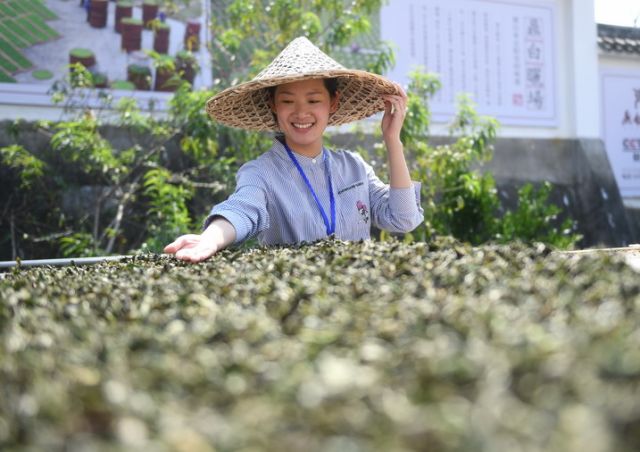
[602,71,640,198]
[381,0,557,127]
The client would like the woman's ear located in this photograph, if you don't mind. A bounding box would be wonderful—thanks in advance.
[330,91,340,114]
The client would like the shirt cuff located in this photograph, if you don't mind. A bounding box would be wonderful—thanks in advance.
[389,181,422,216]
[204,209,250,244]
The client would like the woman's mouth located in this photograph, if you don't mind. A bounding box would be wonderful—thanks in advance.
[292,122,314,129]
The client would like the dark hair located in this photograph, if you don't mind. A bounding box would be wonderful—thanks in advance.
[323,78,339,97]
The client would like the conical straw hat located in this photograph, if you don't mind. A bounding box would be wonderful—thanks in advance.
[205,36,400,131]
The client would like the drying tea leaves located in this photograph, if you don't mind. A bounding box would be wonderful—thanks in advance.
[1,239,639,451]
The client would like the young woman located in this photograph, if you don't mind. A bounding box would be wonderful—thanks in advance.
[165,37,423,262]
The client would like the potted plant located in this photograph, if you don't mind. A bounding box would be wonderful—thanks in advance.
[69,48,96,69]
[114,0,133,33]
[121,17,143,52]
[148,51,179,92]
[88,0,108,28]
[142,0,159,29]
[183,20,201,51]
[127,64,151,90]
[175,50,199,85]
[152,21,170,54]
[92,72,108,88]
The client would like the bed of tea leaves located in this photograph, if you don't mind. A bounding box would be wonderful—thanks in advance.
[1,239,640,452]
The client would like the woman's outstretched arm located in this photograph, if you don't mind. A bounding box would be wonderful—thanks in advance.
[164,217,236,263]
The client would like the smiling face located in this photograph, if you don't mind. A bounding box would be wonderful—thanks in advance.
[270,78,339,157]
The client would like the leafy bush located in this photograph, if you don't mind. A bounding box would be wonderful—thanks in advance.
[0,67,192,258]
[391,70,580,247]
[499,182,578,249]
[0,239,639,450]
[211,0,391,87]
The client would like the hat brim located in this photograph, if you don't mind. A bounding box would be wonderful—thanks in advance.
[205,69,400,131]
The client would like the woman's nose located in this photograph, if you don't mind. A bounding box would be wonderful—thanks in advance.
[293,101,308,115]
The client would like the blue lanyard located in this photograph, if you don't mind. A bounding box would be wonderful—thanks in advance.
[282,141,336,236]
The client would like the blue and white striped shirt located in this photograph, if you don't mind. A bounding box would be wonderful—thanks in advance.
[206,138,424,245]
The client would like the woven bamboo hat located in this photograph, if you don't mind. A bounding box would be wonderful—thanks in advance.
[205,36,400,131]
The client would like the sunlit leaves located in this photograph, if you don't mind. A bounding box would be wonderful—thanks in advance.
[212,0,386,88]
[398,70,578,248]
[59,232,97,258]
[0,145,45,189]
[142,168,193,251]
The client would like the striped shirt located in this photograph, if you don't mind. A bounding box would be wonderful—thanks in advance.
[206,138,424,246]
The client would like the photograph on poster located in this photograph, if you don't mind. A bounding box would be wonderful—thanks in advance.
[0,0,211,115]
[380,0,557,127]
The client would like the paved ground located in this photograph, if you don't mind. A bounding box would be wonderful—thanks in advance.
[15,0,210,89]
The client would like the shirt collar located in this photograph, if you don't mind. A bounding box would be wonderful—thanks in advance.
[271,137,329,167]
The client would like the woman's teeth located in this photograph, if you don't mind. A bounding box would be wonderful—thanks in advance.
[293,123,313,129]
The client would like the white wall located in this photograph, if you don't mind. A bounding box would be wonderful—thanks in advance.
[381,0,598,140]
[598,50,640,204]
[0,83,172,123]
[567,0,600,138]
[482,0,598,139]
[600,54,640,73]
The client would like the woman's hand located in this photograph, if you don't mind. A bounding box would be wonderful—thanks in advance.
[381,83,408,145]
[164,234,218,263]
[380,84,412,189]
[164,217,236,263]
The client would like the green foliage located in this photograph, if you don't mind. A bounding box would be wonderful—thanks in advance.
[498,182,579,249]
[0,77,195,258]
[50,114,122,180]
[0,144,44,188]
[397,69,579,248]
[50,64,115,117]
[67,62,95,89]
[142,167,192,251]
[146,50,176,71]
[419,95,501,244]
[167,83,242,207]
[212,0,391,87]
[399,71,440,148]
[365,40,395,75]
[59,232,99,257]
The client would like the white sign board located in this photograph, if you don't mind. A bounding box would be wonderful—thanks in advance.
[381,0,557,127]
[601,70,640,198]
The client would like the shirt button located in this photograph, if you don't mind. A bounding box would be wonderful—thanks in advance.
[312,159,317,164]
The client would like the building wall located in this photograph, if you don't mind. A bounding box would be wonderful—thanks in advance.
[0,82,173,122]
[384,0,598,140]
[598,51,640,208]
[600,51,640,72]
